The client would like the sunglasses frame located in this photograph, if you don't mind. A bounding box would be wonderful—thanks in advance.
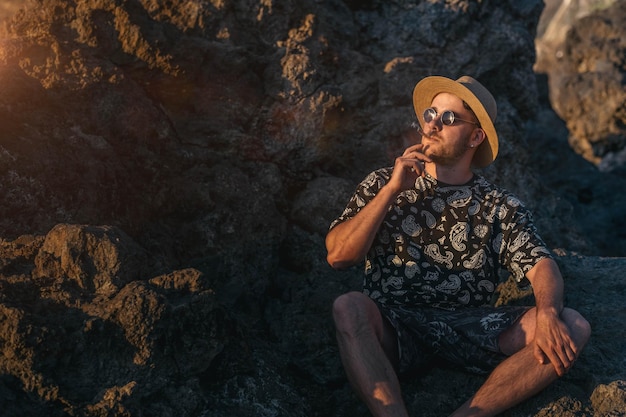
[423,107,480,127]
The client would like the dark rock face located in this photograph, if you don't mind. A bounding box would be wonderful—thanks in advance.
[0,225,230,416]
[0,1,624,416]
[1,226,625,416]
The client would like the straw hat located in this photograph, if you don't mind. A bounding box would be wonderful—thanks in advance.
[412,75,498,168]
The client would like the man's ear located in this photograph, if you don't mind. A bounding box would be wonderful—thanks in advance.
[473,128,486,147]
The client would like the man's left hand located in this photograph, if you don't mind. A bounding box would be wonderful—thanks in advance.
[533,309,577,376]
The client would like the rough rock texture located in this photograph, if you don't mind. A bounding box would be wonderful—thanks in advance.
[537,0,626,171]
[1,226,625,417]
[533,0,626,257]
[0,225,231,416]
[0,0,624,416]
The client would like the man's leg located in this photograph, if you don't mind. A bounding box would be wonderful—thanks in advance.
[449,307,591,417]
[333,291,409,417]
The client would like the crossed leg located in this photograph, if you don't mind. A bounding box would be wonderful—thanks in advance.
[450,307,591,416]
[332,292,591,417]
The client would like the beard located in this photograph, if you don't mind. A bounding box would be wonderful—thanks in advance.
[422,133,472,166]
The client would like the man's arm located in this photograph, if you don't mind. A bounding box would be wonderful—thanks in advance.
[326,144,430,269]
[326,184,398,269]
[525,258,577,376]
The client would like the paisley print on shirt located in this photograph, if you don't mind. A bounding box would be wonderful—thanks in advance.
[402,215,422,237]
[330,167,551,310]
[450,222,469,251]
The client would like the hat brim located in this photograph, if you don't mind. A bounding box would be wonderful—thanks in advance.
[412,76,498,168]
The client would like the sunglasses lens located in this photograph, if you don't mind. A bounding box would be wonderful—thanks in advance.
[441,111,455,125]
[423,108,436,123]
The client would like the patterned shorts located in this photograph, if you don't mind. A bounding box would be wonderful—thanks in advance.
[378,303,531,375]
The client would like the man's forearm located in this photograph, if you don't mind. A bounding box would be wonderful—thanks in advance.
[527,258,565,315]
[525,257,581,374]
[326,184,399,269]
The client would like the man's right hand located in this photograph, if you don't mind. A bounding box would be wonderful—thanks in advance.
[387,143,432,193]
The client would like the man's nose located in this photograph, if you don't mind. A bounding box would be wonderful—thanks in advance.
[426,115,442,130]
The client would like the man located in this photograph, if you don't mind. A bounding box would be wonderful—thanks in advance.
[325,75,591,417]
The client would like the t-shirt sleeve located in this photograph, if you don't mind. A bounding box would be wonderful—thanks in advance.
[329,168,392,231]
[498,197,553,285]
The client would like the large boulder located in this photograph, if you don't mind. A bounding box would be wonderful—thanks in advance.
[538,0,626,172]
[0,0,550,244]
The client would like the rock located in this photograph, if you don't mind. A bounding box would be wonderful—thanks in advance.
[539,0,626,170]
[591,381,626,416]
[290,176,356,235]
[0,225,234,417]
[32,224,152,296]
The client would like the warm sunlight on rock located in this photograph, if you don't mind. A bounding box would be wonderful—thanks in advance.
[384,57,414,74]
[0,2,21,24]
[257,0,273,21]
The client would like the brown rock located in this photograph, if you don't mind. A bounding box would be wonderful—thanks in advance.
[0,225,233,416]
[544,1,626,170]
[33,224,151,296]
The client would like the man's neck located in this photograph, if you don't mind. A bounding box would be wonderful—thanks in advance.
[424,163,474,185]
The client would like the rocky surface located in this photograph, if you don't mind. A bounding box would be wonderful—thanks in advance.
[0,1,624,416]
[535,0,626,172]
[532,0,626,257]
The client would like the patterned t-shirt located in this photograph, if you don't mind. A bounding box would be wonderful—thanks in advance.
[330,168,552,310]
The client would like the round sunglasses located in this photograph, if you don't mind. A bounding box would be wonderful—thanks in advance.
[423,107,480,127]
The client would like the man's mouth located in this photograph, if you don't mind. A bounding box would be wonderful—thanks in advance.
[422,134,441,141]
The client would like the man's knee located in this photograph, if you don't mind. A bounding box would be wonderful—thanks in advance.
[562,307,592,349]
[332,291,378,335]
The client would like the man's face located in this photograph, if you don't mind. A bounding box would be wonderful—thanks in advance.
[420,93,479,166]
